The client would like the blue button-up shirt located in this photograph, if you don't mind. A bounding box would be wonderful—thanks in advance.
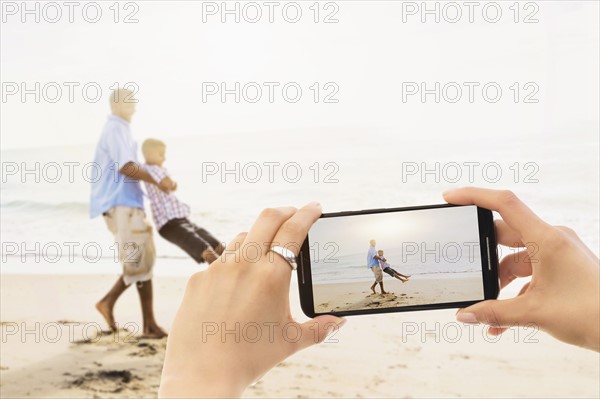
[367,246,379,267]
[89,115,144,218]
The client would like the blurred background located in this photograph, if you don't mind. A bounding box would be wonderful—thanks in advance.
[1,1,598,398]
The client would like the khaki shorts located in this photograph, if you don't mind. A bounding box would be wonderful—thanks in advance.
[370,266,383,283]
[104,206,156,285]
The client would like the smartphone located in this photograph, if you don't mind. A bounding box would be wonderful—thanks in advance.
[297,204,499,317]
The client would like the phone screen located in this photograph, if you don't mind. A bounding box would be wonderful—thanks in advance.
[307,205,488,314]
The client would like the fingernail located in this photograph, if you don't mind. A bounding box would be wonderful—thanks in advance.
[308,201,321,207]
[442,189,454,196]
[326,318,347,336]
[457,312,479,324]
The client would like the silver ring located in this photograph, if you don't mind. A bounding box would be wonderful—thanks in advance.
[269,246,297,270]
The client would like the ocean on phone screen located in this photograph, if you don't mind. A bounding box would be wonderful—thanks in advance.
[310,249,482,285]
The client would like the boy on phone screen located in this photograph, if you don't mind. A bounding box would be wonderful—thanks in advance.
[378,250,410,283]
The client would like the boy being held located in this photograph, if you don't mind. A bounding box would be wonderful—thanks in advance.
[142,139,224,264]
[378,250,411,283]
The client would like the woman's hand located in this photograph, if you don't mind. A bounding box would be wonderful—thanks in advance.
[444,187,600,352]
[158,202,346,398]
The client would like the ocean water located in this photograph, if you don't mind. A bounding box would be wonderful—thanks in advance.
[1,129,598,291]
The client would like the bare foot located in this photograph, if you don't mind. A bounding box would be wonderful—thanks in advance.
[142,324,168,339]
[95,301,117,332]
[401,279,408,283]
[202,248,219,264]
[371,286,376,294]
[381,290,389,294]
[213,243,225,256]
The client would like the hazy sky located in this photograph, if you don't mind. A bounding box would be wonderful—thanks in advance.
[309,205,479,258]
[1,1,598,149]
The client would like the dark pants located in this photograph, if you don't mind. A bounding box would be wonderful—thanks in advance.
[158,218,222,264]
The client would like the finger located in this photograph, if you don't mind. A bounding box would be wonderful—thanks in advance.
[245,207,297,253]
[487,326,507,336]
[498,250,532,289]
[484,281,531,336]
[456,297,529,328]
[271,202,322,257]
[495,220,524,248]
[443,187,547,238]
[291,316,346,354]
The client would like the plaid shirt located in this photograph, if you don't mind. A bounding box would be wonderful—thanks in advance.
[143,164,190,230]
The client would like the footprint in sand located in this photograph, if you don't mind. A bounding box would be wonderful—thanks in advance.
[67,369,142,393]
[129,342,158,357]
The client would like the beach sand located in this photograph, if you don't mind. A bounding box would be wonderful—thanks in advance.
[1,273,599,398]
[314,275,483,313]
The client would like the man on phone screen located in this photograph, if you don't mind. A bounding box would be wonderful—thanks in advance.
[367,239,387,294]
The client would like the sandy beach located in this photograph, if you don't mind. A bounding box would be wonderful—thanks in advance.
[1,273,599,398]
[314,274,483,313]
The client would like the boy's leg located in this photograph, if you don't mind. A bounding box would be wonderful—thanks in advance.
[214,244,225,255]
[136,279,167,338]
[191,223,225,256]
[201,248,219,263]
[389,267,410,279]
[159,219,215,264]
[96,276,129,331]
[370,281,377,294]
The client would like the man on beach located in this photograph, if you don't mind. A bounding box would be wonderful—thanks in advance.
[367,239,387,294]
[89,88,168,338]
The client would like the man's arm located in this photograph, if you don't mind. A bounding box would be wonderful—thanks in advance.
[119,162,169,191]
[159,176,177,191]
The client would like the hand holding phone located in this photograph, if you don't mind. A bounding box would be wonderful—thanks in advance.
[160,189,599,399]
[159,203,345,398]
[444,188,599,351]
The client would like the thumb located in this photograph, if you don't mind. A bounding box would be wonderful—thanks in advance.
[456,297,529,328]
[294,315,346,352]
